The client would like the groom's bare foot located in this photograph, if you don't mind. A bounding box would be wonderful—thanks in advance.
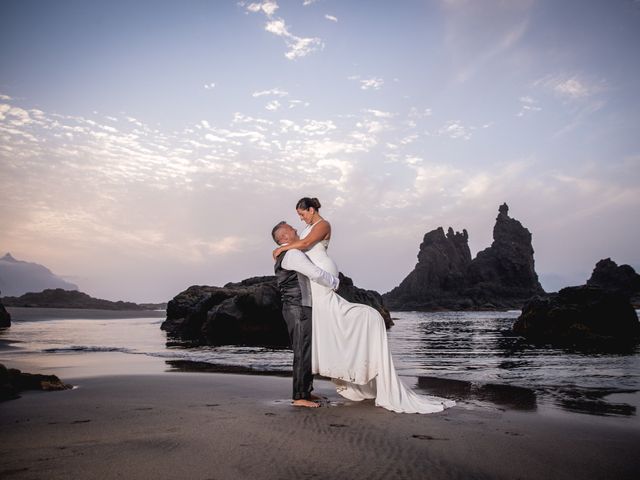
[292,399,320,408]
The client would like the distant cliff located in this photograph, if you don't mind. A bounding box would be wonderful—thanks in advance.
[1,288,164,311]
[384,204,544,310]
[0,253,78,297]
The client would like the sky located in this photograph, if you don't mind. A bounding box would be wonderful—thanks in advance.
[1,0,639,302]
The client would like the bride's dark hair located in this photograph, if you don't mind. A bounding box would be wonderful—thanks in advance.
[296,197,321,211]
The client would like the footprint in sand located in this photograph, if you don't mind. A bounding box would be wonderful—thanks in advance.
[412,434,448,441]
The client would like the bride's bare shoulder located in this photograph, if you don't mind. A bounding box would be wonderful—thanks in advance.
[320,219,331,240]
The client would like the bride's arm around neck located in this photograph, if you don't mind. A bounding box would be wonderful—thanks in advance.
[273,220,331,258]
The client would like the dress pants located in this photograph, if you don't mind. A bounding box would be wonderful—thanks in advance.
[281,304,313,400]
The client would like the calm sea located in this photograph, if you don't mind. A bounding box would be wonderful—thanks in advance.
[1,308,639,419]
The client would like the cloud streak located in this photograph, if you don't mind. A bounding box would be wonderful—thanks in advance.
[244,1,323,60]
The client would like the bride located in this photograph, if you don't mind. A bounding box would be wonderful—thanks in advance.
[273,197,454,414]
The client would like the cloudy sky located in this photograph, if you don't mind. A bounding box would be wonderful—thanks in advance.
[1,0,639,302]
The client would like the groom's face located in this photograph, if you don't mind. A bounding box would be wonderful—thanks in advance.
[279,224,299,244]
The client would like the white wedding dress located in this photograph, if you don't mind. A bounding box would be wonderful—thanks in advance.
[301,222,455,414]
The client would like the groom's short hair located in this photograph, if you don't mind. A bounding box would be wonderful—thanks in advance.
[271,221,288,244]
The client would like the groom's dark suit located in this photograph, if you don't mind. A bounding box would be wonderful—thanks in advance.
[274,248,338,400]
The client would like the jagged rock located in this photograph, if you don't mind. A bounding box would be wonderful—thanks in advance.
[513,259,640,347]
[161,274,392,347]
[0,363,72,401]
[513,286,640,346]
[0,291,10,327]
[336,273,393,328]
[2,288,152,310]
[384,204,544,310]
[586,258,640,302]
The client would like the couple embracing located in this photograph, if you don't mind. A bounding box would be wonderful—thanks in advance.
[272,197,455,414]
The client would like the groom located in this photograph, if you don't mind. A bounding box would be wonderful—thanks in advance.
[271,221,339,408]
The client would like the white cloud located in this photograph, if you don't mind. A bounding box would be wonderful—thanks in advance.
[265,100,281,111]
[437,120,472,140]
[288,99,310,109]
[325,14,338,22]
[204,82,216,90]
[348,76,384,91]
[265,18,287,35]
[245,2,279,16]
[303,0,318,5]
[359,77,384,90]
[252,88,288,97]
[366,109,394,118]
[409,107,433,119]
[535,74,604,99]
[245,1,323,60]
[516,96,541,117]
[554,78,590,98]
[284,35,323,60]
[199,236,245,255]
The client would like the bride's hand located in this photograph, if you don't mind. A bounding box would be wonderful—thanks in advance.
[272,246,285,260]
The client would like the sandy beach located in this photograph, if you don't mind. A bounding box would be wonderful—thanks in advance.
[2,370,639,480]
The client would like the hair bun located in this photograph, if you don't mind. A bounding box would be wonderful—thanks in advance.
[296,197,322,211]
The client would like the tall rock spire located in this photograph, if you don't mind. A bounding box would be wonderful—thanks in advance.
[384,204,544,310]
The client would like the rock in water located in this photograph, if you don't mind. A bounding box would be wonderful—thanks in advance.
[467,203,543,299]
[2,288,151,310]
[336,273,393,328]
[0,363,72,401]
[513,259,640,347]
[384,204,544,310]
[162,275,392,347]
[587,258,640,302]
[513,286,640,346]
[0,291,10,327]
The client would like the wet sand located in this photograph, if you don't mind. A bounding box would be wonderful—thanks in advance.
[1,372,639,480]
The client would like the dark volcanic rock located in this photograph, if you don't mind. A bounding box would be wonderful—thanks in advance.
[587,258,640,302]
[2,288,151,310]
[384,204,544,310]
[467,203,544,300]
[513,259,640,346]
[0,363,72,401]
[162,274,392,347]
[513,286,640,346]
[0,291,10,327]
[384,227,472,310]
[336,273,393,328]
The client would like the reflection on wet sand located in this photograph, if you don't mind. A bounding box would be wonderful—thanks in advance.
[417,376,538,411]
[550,387,638,417]
[165,359,290,376]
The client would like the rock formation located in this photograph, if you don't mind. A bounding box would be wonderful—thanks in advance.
[513,259,640,347]
[0,363,72,401]
[0,291,10,327]
[0,253,78,296]
[513,286,639,347]
[1,288,159,310]
[162,274,392,347]
[587,258,640,304]
[384,204,544,310]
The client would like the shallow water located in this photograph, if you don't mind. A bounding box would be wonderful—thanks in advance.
[1,308,638,418]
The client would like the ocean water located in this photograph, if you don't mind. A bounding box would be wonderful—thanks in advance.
[1,308,639,418]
